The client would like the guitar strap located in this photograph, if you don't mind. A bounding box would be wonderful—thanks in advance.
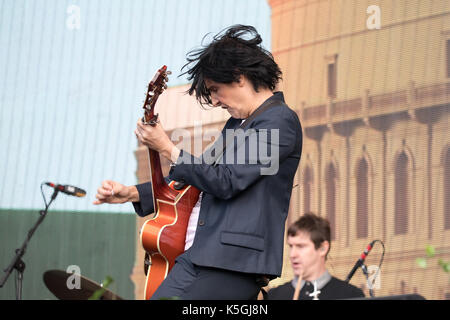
[212,95,285,166]
[173,94,284,190]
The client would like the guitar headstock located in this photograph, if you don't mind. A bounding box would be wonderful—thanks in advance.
[142,65,171,124]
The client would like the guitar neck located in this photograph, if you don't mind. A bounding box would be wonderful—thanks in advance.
[142,65,178,202]
[147,148,178,202]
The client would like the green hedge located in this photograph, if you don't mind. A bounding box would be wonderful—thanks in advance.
[0,209,136,300]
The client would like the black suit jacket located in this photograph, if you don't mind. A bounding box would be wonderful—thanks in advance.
[133,92,302,278]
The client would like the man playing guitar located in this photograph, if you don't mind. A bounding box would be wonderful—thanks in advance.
[94,24,302,300]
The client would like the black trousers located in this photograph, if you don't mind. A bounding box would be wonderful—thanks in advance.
[150,250,261,300]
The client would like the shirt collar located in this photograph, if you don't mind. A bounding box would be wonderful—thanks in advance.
[237,91,285,123]
[291,270,332,291]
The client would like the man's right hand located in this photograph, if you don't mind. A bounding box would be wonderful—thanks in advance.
[93,180,139,205]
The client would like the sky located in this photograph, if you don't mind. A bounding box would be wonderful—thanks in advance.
[0,0,272,213]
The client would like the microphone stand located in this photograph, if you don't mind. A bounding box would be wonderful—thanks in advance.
[0,189,59,299]
[361,263,375,298]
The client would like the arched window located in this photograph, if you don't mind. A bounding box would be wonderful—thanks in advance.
[326,163,337,240]
[303,166,313,215]
[445,148,450,229]
[356,158,369,238]
[395,151,409,235]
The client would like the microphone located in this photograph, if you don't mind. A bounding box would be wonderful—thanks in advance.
[45,182,86,198]
[345,240,376,282]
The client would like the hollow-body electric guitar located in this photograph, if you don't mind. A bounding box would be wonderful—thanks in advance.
[139,65,200,299]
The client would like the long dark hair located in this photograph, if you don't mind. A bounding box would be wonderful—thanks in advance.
[180,24,282,106]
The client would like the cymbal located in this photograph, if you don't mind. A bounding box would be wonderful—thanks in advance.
[43,270,123,300]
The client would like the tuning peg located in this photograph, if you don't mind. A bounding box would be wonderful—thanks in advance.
[167,70,172,75]
[148,91,154,96]
[163,84,168,89]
